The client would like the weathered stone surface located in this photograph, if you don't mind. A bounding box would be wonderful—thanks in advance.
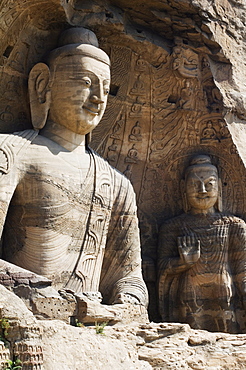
[0,260,52,287]
[1,0,246,367]
[1,0,246,322]
[1,285,246,369]
[34,321,246,369]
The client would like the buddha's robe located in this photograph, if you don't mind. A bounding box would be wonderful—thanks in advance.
[158,213,246,332]
[0,130,148,306]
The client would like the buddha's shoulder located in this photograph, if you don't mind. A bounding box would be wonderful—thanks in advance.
[0,130,43,151]
[0,129,40,158]
[220,214,246,227]
[90,148,134,190]
[0,130,73,157]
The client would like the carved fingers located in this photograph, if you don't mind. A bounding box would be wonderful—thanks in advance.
[178,234,201,266]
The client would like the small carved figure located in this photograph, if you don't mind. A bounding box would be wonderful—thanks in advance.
[110,114,124,139]
[201,57,210,71]
[125,144,139,163]
[108,139,118,151]
[0,28,148,311]
[129,97,142,117]
[0,105,13,122]
[205,86,223,112]
[107,139,118,163]
[158,155,246,333]
[218,119,230,139]
[201,121,219,142]
[172,38,198,78]
[177,81,193,110]
[135,57,147,72]
[130,75,145,96]
[123,164,132,180]
[129,121,142,142]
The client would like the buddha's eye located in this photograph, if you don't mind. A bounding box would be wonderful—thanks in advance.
[81,77,91,87]
[103,84,110,95]
[207,179,216,186]
[103,79,110,95]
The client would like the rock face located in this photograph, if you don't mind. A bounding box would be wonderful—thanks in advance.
[1,0,246,368]
[1,285,246,369]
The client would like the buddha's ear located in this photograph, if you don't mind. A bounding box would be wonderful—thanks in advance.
[180,179,190,213]
[217,177,223,212]
[28,63,51,130]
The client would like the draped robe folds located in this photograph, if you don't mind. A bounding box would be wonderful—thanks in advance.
[0,130,148,307]
[158,213,246,333]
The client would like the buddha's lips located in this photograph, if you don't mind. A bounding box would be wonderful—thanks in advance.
[83,106,100,115]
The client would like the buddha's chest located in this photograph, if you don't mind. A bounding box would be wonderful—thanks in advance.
[8,160,95,232]
[18,154,92,201]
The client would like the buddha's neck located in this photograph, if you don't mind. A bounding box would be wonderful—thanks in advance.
[41,121,86,153]
[190,206,216,216]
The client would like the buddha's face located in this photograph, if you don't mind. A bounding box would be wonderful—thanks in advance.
[185,165,219,212]
[48,54,110,135]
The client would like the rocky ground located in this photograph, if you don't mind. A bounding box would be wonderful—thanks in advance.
[1,285,246,370]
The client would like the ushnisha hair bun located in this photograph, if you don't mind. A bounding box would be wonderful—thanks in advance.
[47,27,110,66]
[185,155,217,178]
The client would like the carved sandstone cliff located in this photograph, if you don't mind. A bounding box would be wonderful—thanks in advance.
[1,0,246,368]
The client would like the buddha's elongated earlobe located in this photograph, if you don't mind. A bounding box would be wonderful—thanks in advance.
[180,179,190,213]
[28,63,51,130]
[217,177,223,212]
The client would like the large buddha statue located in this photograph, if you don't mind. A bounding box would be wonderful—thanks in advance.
[0,27,148,309]
[158,155,246,333]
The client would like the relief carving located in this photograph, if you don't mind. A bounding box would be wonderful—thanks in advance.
[172,38,199,79]
[201,120,219,142]
[200,118,230,144]
[125,144,139,164]
[129,97,142,117]
[129,121,142,142]
[123,164,133,180]
[110,114,125,140]
[158,155,246,333]
[14,342,43,370]
[2,0,246,330]
[129,75,146,96]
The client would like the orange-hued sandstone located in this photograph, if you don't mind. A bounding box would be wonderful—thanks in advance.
[0,0,246,369]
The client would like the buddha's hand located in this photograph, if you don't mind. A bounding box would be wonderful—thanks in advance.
[178,235,200,266]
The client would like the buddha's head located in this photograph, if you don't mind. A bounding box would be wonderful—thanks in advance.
[28,27,110,136]
[182,155,222,214]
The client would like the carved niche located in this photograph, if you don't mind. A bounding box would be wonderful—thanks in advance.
[91,38,246,320]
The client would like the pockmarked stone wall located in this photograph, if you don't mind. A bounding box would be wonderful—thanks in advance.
[1,0,246,322]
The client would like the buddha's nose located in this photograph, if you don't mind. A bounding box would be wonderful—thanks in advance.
[90,95,104,104]
[90,84,104,104]
[198,181,207,193]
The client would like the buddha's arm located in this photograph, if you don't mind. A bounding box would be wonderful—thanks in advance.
[100,176,148,307]
[0,166,20,249]
[229,220,246,303]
